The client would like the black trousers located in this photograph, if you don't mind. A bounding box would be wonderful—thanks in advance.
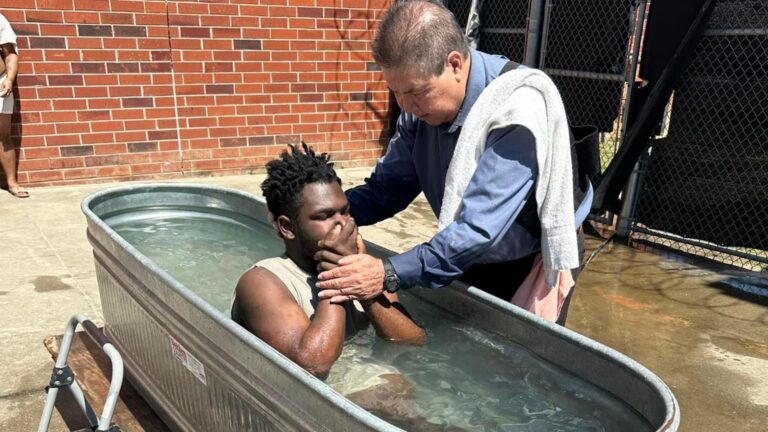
[458,228,585,326]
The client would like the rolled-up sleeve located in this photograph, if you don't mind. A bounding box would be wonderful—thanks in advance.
[390,125,537,288]
[346,115,423,226]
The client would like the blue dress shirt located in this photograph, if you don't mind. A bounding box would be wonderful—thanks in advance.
[347,49,593,289]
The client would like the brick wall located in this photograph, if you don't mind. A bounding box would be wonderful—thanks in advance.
[1,0,394,186]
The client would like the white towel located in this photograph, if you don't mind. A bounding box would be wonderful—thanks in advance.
[438,68,579,287]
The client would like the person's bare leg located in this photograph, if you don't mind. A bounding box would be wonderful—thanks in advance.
[0,113,24,195]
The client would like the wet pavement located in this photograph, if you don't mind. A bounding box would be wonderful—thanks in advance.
[1,169,766,431]
[568,239,768,432]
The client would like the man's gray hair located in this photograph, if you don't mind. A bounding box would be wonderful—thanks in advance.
[373,0,469,77]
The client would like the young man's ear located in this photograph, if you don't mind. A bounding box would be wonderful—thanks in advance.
[277,215,296,240]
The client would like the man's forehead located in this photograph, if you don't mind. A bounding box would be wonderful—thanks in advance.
[383,67,434,91]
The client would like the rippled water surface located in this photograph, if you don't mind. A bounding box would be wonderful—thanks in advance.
[109,207,653,432]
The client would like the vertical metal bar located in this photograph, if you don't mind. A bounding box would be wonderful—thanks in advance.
[616,0,650,237]
[37,387,60,432]
[97,344,124,431]
[618,0,649,141]
[524,0,546,66]
[537,0,554,68]
[616,157,644,237]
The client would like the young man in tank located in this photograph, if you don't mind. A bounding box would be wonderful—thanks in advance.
[231,144,425,380]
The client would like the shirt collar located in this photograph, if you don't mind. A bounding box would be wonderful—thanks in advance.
[447,49,485,133]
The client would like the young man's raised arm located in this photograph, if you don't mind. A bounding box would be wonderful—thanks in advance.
[316,224,425,346]
[233,268,345,379]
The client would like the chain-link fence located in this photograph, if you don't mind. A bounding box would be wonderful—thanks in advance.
[440,0,767,273]
[442,0,647,226]
[475,0,529,64]
[539,0,645,168]
[630,0,768,272]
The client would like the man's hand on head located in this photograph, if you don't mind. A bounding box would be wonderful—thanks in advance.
[316,255,385,303]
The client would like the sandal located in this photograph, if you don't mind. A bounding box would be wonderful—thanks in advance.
[8,186,30,198]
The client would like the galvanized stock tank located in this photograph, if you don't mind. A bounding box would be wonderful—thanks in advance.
[82,184,679,432]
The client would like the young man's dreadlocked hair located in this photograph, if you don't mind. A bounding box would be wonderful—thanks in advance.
[261,142,341,219]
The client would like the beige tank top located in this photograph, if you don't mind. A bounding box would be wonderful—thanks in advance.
[252,255,368,338]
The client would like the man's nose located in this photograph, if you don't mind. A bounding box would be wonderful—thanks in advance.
[396,93,415,114]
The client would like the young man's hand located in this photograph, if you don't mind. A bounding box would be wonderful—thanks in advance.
[314,218,364,272]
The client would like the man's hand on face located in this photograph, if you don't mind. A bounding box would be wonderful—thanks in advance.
[316,255,385,304]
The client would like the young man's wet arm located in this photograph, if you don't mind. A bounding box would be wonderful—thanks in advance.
[361,291,425,345]
[234,267,346,379]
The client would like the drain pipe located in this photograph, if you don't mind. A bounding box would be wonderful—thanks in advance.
[524,0,546,67]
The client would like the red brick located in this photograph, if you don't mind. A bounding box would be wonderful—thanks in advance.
[88,98,122,109]
[94,143,127,155]
[114,131,147,142]
[38,24,77,36]
[18,158,51,171]
[119,153,151,164]
[91,121,125,132]
[106,86,141,98]
[34,62,71,74]
[81,133,114,145]
[55,122,90,134]
[97,165,131,177]
[63,11,99,24]
[23,123,57,135]
[200,14,231,26]
[85,155,119,166]
[73,0,110,11]
[99,13,134,25]
[42,111,78,123]
[23,147,61,159]
[49,157,85,169]
[190,159,221,171]
[63,167,99,179]
[26,11,64,24]
[28,171,64,183]
[212,27,241,39]
[110,0,144,13]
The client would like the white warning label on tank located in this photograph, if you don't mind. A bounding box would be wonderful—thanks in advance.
[170,336,207,385]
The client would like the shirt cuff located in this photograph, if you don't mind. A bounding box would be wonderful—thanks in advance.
[387,248,422,288]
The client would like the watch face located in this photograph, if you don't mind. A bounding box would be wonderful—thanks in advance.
[384,275,399,293]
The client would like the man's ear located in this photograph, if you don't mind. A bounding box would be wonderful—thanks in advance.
[447,51,465,77]
[277,215,296,240]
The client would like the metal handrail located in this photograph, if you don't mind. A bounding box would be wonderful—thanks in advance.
[37,314,124,432]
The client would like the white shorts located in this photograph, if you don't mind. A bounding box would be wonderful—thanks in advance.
[1,90,13,114]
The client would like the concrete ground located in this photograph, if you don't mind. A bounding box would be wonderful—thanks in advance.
[1,169,766,431]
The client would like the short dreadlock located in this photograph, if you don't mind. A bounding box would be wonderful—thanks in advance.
[261,142,341,219]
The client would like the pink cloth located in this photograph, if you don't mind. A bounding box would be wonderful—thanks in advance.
[510,254,575,322]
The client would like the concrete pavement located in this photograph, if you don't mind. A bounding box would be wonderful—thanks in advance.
[1,169,766,431]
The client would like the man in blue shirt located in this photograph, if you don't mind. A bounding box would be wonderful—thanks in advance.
[315,0,592,324]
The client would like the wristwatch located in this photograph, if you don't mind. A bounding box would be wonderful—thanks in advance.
[381,258,401,293]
